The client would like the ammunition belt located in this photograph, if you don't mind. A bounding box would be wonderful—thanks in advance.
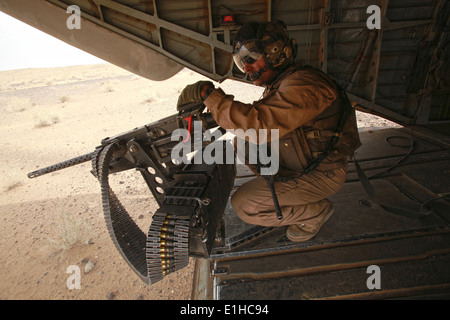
[92,142,190,285]
[146,212,190,283]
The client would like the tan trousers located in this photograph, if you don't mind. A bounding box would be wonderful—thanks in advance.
[231,166,347,228]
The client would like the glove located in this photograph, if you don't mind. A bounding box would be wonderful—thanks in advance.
[177,81,214,110]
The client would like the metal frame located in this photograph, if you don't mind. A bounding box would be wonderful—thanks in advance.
[0,0,448,125]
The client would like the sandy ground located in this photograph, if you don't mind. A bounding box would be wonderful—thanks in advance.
[0,63,401,300]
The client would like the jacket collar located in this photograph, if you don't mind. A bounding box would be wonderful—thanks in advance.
[265,62,304,92]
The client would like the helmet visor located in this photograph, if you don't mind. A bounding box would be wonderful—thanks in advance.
[232,40,263,73]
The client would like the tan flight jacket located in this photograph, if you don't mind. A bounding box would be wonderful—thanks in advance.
[204,64,361,177]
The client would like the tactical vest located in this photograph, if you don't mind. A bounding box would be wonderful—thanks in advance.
[262,65,361,178]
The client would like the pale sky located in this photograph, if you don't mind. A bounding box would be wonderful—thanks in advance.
[0,11,105,71]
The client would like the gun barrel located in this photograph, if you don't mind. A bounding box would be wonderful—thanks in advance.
[28,152,95,179]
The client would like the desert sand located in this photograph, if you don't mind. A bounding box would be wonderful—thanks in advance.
[0,63,401,300]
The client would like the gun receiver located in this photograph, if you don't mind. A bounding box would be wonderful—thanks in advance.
[28,103,236,285]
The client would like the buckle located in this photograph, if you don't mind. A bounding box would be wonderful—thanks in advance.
[306,130,321,139]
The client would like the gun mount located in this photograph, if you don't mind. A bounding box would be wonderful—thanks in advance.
[28,103,236,285]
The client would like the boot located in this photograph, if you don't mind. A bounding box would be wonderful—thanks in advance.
[286,204,335,242]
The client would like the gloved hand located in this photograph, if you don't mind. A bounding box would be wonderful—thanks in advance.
[177,81,214,110]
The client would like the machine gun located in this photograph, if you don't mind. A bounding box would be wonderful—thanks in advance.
[28,103,236,285]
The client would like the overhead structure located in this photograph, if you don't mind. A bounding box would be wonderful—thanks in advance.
[0,0,448,127]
